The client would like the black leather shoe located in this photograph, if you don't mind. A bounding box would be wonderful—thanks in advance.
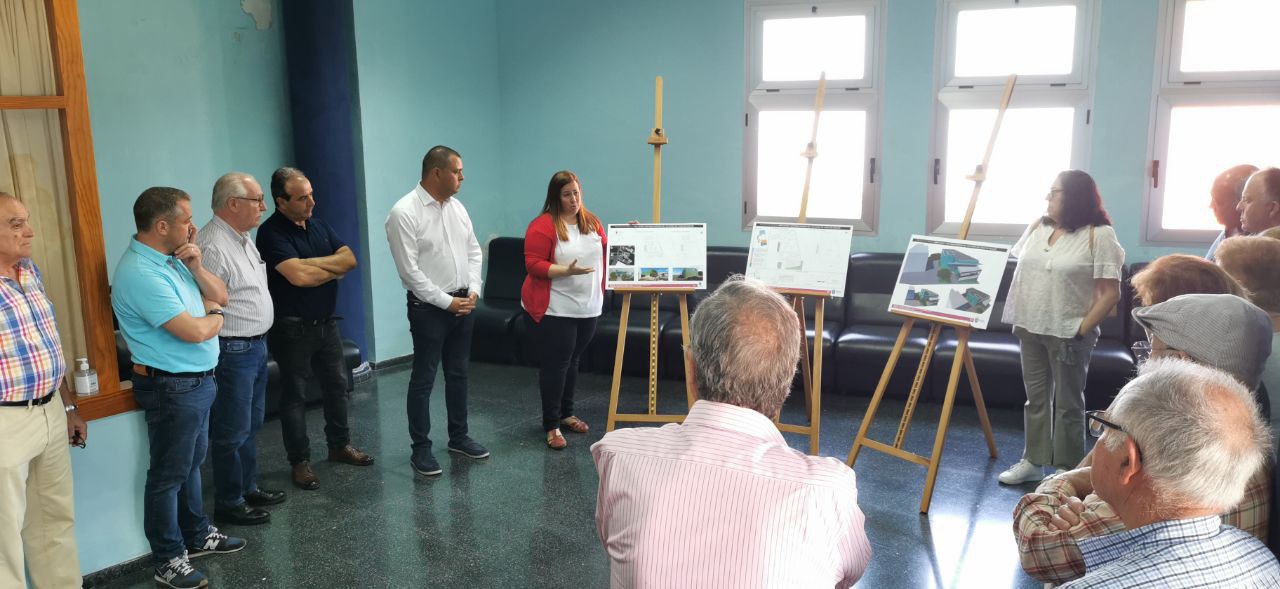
[244,488,286,507]
[214,503,271,526]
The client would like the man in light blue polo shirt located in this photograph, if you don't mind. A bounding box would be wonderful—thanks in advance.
[112,186,245,589]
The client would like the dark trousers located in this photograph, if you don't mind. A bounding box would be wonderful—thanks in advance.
[133,374,215,562]
[210,337,268,510]
[406,298,473,453]
[269,319,351,464]
[536,314,597,432]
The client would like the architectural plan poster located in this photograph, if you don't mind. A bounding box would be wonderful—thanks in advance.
[888,235,1011,329]
[744,222,854,297]
[605,223,707,290]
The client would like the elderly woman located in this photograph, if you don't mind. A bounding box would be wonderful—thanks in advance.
[999,170,1124,485]
[1130,254,1243,307]
[1216,236,1280,425]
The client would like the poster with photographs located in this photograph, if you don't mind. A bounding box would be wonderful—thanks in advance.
[744,222,854,297]
[605,223,707,290]
[888,234,1011,329]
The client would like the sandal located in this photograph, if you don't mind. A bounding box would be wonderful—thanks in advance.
[546,430,567,450]
[560,416,590,434]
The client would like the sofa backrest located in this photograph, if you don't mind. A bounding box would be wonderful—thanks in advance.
[484,237,527,301]
[845,253,907,326]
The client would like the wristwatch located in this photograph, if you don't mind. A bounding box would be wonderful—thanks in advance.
[207,309,225,317]
[65,403,78,413]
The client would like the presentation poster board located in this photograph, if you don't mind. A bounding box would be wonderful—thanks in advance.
[606,223,707,289]
[888,235,1011,330]
[745,222,854,298]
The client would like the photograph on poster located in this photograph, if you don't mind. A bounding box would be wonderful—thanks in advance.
[744,222,853,297]
[888,235,1010,329]
[605,223,707,289]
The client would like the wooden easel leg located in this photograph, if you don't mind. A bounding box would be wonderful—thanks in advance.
[893,324,941,448]
[794,297,813,418]
[964,348,998,458]
[809,298,824,455]
[678,294,695,408]
[848,318,915,466]
[920,330,970,513]
[647,295,660,415]
[606,294,633,432]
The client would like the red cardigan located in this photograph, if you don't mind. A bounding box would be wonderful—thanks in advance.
[521,213,607,323]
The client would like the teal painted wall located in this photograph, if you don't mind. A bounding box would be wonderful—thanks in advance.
[75,0,293,575]
[351,0,504,362]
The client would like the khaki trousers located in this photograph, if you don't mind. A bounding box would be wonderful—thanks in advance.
[0,394,81,588]
[1014,325,1099,471]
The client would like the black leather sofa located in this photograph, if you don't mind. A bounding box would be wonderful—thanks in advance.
[472,237,1142,410]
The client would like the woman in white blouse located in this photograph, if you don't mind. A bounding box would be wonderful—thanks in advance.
[998,170,1124,485]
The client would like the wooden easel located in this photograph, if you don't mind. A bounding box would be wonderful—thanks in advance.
[772,73,830,456]
[845,74,1017,514]
[605,76,697,431]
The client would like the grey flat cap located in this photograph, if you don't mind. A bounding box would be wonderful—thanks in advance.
[1132,293,1273,390]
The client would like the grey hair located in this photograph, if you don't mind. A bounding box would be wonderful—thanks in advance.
[211,172,255,211]
[688,276,801,416]
[1104,358,1271,513]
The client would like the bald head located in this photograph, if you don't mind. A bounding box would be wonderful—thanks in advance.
[1238,168,1280,234]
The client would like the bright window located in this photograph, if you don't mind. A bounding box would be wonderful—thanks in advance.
[1160,105,1280,230]
[1177,0,1280,75]
[744,0,882,231]
[954,6,1077,78]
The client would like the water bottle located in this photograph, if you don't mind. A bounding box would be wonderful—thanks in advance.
[73,358,99,397]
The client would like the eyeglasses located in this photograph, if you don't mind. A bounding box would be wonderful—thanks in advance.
[1131,341,1151,362]
[1086,410,1143,458]
[232,196,266,205]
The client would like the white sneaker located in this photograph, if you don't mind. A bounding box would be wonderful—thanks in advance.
[998,459,1044,484]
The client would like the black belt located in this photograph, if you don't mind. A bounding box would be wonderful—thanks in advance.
[0,390,55,407]
[222,333,267,341]
[276,316,336,326]
[408,289,468,303]
[133,364,215,378]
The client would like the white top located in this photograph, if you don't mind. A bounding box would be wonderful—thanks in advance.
[1001,221,1125,339]
[547,226,605,318]
[385,184,483,310]
[592,400,871,589]
[196,216,274,337]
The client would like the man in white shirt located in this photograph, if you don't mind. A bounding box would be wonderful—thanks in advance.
[385,145,489,477]
[592,277,872,588]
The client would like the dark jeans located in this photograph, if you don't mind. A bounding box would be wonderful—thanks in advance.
[406,298,473,453]
[132,373,216,563]
[536,314,597,432]
[210,337,268,510]
[269,319,351,464]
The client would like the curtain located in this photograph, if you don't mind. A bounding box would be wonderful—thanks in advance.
[0,0,89,363]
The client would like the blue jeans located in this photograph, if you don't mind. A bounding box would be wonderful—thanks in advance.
[406,298,473,453]
[132,373,216,563]
[210,338,268,510]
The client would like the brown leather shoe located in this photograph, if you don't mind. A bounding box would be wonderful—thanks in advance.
[546,430,567,450]
[328,445,375,466]
[292,461,320,491]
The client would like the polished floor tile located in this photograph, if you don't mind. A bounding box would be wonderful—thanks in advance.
[93,361,1050,588]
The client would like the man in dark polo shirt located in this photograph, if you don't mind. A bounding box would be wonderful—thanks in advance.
[257,167,373,491]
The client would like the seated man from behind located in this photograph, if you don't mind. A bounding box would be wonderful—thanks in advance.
[1058,359,1279,587]
[591,277,871,589]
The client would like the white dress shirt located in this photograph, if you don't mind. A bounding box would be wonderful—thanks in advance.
[592,400,872,588]
[196,215,274,337]
[385,184,483,310]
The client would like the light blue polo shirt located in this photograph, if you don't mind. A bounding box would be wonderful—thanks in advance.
[112,237,218,372]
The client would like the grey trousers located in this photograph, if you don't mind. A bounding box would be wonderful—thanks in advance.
[1013,325,1099,470]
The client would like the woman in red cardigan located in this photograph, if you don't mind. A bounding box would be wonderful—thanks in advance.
[521,170,607,449]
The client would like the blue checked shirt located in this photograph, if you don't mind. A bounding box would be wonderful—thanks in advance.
[1061,515,1280,588]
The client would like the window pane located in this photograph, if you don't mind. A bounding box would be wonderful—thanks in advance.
[757,110,866,220]
[943,108,1075,224]
[1161,104,1280,230]
[763,16,866,82]
[1180,0,1280,74]
[954,6,1076,78]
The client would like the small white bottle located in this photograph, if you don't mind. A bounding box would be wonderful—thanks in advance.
[73,358,99,397]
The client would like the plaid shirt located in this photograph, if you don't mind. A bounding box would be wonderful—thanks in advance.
[1062,516,1280,588]
[1013,467,1272,584]
[0,260,66,403]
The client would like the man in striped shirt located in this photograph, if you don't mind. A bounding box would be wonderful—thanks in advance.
[592,277,871,588]
[1059,359,1280,588]
[196,173,285,527]
[0,192,86,589]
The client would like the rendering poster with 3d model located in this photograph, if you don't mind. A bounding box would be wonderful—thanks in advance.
[605,223,707,289]
[889,234,1011,329]
[744,222,854,297]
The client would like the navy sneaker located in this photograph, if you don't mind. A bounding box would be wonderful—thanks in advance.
[447,438,491,460]
[186,526,246,559]
[411,451,442,476]
[154,553,207,588]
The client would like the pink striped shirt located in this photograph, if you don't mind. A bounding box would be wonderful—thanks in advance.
[592,400,872,588]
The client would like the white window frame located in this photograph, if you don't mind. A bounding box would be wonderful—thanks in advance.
[927,0,1098,240]
[1143,0,1280,245]
[743,0,884,232]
